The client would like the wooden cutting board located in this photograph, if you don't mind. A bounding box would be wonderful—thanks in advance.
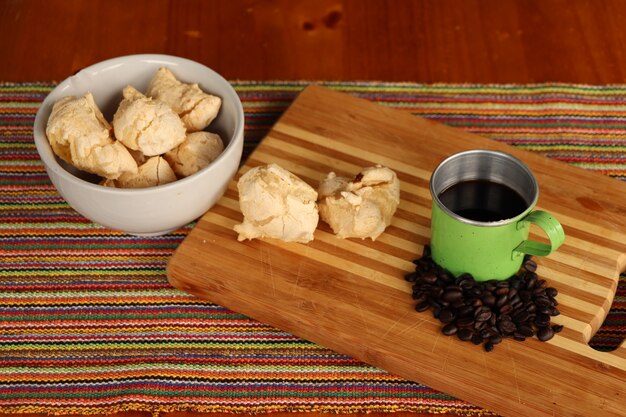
[167,85,626,417]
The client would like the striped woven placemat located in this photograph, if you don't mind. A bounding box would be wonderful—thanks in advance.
[0,82,624,416]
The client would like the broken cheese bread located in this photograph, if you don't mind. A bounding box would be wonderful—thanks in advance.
[114,156,177,188]
[46,93,138,179]
[164,131,224,178]
[234,163,319,243]
[146,67,222,132]
[112,85,186,156]
[318,165,400,240]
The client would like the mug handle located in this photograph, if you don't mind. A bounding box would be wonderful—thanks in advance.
[514,210,565,257]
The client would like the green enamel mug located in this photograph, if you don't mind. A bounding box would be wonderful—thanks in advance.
[429,150,565,281]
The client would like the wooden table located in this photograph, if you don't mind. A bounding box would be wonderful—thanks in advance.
[2,0,626,83]
[1,1,624,416]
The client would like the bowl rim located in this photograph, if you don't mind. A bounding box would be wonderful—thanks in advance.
[33,53,244,195]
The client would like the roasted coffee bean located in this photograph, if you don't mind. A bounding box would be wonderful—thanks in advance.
[499,304,513,315]
[509,278,522,290]
[546,287,558,298]
[511,303,524,314]
[498,320,517,334]
[512,310,530,323]
[422,245,431,258]
[405,272,419,282]
[442,288,463,303]
[455,273,473,284]
[535,296,551,308]
[421,271,438,284]
[511,300,524,311]
[509,294,521,305]
[416,258,432,272]
[474,320,487,331]
[468,287,482,297]
[457,328,473,341]
[484,341,494,352]
[439,308,455,324]
[537,326,555,341]
[428,299,442,310]
[415,301,430,312]
[459,282,475,292]
[496,294,508,308]
[437,269,454,284]
[538,306,552,315]
[535,313,550,327]
[412,286,424,295]
[409,253,559,352]
[495,287,510,296]
[430,286,444,298]
[499,313,512,322]
[457,305,475,317]
[442,322,458,336]
[481,293,496,307]
[412,294,427,305]
[474,308,493,323]
[437,279,450,289]
[458,278,475,291]
[456,317,475,328]
[517,325,534,337]
[524,259,537,272]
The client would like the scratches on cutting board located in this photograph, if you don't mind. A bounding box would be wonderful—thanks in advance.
[291,260,304,298]
[508,349,523,405]
[260,246,277,298]
[351,292,372,335]
[380,309,412,340]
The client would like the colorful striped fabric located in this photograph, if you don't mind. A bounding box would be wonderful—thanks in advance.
[0,82,624,416]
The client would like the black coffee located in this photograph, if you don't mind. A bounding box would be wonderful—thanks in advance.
[438,179,527,222]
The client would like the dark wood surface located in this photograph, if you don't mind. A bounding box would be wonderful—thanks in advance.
[2,0,626,83]
[1,1,624,416]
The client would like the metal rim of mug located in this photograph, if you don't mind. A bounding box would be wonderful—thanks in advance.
[429,149,539,227]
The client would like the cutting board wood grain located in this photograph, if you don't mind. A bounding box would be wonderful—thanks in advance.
[167,85,626,417]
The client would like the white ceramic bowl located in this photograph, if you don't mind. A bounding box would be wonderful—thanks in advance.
[33,54,244,236]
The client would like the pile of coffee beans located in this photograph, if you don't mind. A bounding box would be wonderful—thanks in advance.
[406,246,563,352]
